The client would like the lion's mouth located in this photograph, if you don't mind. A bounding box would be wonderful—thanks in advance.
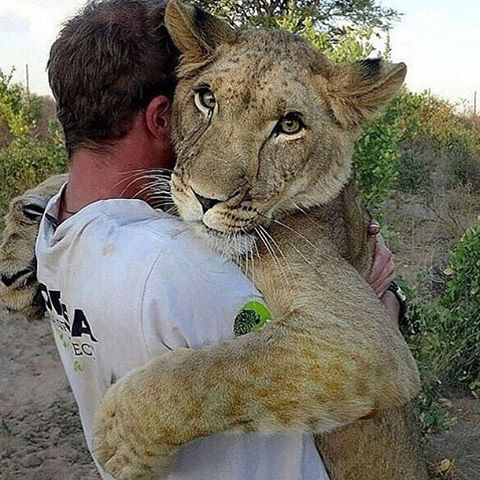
[204,224,256,239]
[0,259,37,288]
[197,223,256,259]
[1,268,35,288]
[205,226,230,237]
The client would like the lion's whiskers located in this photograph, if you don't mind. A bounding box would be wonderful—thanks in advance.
[254,226,291,290]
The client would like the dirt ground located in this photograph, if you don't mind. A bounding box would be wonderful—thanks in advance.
[386,190,480,480]
[0,306,99,480]
[1,189,479,479]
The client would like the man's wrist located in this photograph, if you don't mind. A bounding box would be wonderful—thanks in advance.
[382,282,407,325]
[381,290,401,322]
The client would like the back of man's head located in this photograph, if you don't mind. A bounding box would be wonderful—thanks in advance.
[48,0,178,156]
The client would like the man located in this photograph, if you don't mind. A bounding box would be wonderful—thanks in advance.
[32,0,400,478]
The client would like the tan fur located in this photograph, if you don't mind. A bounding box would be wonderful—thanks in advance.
[0,3,426,479]
[0,174,67,318]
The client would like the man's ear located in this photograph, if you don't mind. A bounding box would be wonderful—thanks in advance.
[165,0,235,65]
[145,96,171,139]
[324,59,407,128]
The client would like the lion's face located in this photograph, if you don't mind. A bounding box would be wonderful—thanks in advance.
[165,1,406,258]
[0,174,67,318]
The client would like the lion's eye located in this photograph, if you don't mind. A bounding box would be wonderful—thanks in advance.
[276,113,305,136]
[194,87,216,114]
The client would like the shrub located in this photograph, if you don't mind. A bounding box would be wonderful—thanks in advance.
[402,225,480,431]
[0,70,66,217]
[395,151,431,194]
[353,104,402,209]
[441,226,480,384]
[415,94,480,190]
[353,90,425,209]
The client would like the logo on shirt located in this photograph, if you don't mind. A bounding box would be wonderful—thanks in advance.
[234,300,272,336]
[39,283,98,371]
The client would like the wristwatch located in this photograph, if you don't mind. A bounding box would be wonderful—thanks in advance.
[387,281,407,326]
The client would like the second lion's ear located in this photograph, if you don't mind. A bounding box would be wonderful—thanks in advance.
[324,59,407,129]
[165,0,235,64]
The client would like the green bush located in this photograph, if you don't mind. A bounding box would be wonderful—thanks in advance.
[402,225,480,431]
[395,151,431,194]
[0,70,66,216]
[353,105,402,209]
[441,226,480,383]
[353,90,425,209]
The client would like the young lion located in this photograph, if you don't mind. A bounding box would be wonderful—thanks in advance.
[92,2,425,479]
[0,2,425,479]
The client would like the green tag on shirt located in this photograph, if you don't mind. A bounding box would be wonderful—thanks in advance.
[234,300,272,336]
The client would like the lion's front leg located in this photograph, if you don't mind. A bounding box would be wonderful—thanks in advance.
[93,247,419,479]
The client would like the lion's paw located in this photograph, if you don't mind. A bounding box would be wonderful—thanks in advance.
[93,375,175,480]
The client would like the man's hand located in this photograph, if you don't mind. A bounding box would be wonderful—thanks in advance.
[367,220,399,322]
[368,233,395,298]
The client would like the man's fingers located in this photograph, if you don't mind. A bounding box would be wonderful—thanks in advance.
[381,290,401,321]
[369,235,393,285]
[372,264,396,297]
[372,261,395,288]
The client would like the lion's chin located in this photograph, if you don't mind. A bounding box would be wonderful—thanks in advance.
[188,222,256,261]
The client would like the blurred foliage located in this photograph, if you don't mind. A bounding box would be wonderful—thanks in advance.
[395,151,431,194]
[0,70,66,216]
[418,96,480,189]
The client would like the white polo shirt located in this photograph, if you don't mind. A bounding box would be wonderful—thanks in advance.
[36,189,329,480]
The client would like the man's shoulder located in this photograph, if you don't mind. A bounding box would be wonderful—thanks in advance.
[98,201,224,266]
[62,199,186,255]
[37,198,193,283]
[40,197,235,277]
[96,199,182,243]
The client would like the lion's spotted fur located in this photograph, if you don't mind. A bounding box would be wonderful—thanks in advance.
[0,2,427,479]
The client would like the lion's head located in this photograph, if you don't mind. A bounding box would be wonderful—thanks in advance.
[0,174,67,318]
[166,0,406,258]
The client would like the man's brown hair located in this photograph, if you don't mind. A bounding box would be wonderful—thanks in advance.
[48,0,179,155]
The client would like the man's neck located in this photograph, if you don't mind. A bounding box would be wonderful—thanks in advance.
[61,147,169,221]
[64,152,130,212]
[60,112,175,221]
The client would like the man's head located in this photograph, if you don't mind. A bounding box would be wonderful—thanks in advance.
[48,0,179,158]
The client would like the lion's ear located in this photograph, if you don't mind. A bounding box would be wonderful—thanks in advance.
[165,0,235,64]
[325,59,406,128]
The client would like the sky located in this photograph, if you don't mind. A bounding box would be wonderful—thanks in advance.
[1,0,479,110]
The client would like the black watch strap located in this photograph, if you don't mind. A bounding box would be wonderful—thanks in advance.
[387,281,407,326]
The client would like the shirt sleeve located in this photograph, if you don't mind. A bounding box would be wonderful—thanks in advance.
[140,234,267,356]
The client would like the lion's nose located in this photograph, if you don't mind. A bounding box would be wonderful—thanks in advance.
[193,191,221,213]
